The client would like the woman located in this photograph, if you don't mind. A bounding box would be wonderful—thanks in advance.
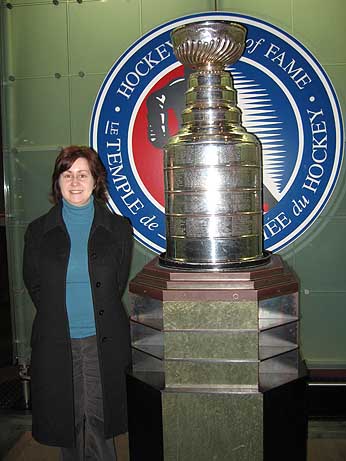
[23,145,133,460]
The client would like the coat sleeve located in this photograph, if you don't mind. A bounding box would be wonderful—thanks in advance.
[118,218,133,297]
[23,222,41,310]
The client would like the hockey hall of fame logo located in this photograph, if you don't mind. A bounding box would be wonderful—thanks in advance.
[90,12,344,254]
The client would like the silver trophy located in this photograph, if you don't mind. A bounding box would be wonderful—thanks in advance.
[129,21,306,461]
[160,21,269,270]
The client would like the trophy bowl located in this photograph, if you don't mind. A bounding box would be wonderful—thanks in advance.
[171,20,247,69]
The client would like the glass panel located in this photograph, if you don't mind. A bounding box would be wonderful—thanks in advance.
[218,0,293,31]
[301,292,346,366]
[5,221,35,363]
[8,77,70,147]
[141,0,214,33]
[8,3,68,78]
[132,348,163,372]
[12,147,58,222]
[292,0,346,63]
[259,322,298,360]
[68,0,141,75]
[131,321,163,359]
[70,74,106,145]
[259,293,298,329]
[130,293,163,329]
[295,217,346,292]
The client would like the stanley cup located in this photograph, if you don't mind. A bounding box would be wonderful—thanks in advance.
[159,21,269,270]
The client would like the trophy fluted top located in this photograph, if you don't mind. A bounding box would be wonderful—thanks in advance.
[171,21,247,69]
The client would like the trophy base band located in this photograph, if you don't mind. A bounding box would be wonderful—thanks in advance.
[159,250,271,271]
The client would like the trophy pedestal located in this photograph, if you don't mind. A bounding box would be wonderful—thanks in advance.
[127,255,308,461]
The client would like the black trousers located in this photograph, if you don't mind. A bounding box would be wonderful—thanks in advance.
[60,335,117,461]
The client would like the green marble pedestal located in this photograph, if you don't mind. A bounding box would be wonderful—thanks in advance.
[127,255,307,460]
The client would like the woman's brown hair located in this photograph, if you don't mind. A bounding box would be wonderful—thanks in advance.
[51,146,108,204]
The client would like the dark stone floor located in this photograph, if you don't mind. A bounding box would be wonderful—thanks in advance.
[0,410,32,459]
[1,409,346,460]
[0,408,129,461]
[0,371,345,461]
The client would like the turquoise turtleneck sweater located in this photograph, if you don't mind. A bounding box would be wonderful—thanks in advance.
[62,198,96,338]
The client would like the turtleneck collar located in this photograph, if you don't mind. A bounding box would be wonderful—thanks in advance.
[62,197,94,224]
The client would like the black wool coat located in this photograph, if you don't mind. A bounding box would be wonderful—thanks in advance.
[23,200,133,447]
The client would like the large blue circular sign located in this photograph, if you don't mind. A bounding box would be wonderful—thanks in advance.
[90,12,343,253]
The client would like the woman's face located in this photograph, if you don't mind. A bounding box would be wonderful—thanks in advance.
[59,157,95,207]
